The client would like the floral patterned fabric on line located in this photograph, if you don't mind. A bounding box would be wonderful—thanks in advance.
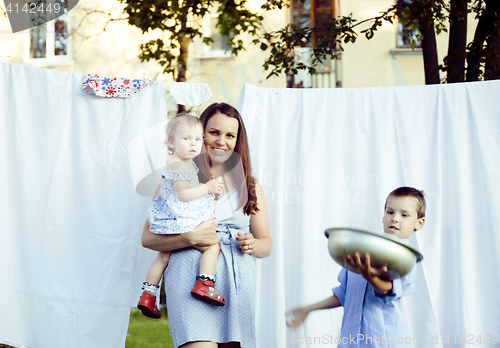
[81,74,151,98]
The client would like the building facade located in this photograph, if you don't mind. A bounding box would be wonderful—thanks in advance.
[0,0,477,114]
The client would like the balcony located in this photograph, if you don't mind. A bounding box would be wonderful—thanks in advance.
[287,48,341,88]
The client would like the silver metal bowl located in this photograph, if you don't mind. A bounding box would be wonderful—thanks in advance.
[325,227,423,279]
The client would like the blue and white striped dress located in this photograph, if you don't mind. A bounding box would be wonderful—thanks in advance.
[164,189,256,348]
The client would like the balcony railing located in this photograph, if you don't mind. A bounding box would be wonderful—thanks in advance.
[287,49,342,88]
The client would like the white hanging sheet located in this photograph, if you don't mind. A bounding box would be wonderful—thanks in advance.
[0,62,165,348]
[238,82,500,348]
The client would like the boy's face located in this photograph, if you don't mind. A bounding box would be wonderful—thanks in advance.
[382,196,425,239]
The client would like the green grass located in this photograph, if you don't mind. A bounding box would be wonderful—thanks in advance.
[126,308,175,348]
[1,309,173,348]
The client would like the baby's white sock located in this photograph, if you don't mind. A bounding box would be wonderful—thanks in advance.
[198,274,215,282]
[142,282,159,296]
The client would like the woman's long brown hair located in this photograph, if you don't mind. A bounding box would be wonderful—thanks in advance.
[195,103,258,216]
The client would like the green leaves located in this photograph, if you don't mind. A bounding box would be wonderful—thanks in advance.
[121,0,263,80]
[119,0,500,84]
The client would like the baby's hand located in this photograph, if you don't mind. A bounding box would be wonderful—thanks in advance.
[206,177,224,195]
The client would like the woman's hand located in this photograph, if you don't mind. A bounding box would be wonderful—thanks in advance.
[141,217,217,252]
[185,218,218,248]
[236,232,256,254]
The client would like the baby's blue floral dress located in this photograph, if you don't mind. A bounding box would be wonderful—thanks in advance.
[147,163,214,234]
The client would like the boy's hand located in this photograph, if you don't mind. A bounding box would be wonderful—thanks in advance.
[286,295,341,329]
[345,252,388,280]
[345,252,393,295]
[205,177,224,195]
[286,307,310,328]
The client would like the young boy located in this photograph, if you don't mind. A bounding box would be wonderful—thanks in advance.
[287,187,426,347]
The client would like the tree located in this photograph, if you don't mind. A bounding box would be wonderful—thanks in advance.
[254,0,500,84]
[41,0,498,90]
[119,0,267,111]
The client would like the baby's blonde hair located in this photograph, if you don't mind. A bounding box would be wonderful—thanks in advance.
[165,113,202,155]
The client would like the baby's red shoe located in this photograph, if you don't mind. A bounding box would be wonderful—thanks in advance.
[137,291,161,319]
[190,278,225,306]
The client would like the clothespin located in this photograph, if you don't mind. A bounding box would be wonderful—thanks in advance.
[150,72,159,86]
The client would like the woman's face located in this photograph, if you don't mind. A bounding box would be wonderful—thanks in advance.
[204,112,239,165]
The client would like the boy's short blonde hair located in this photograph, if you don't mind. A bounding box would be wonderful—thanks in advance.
[385,187,426,218]
[165,113,202,155]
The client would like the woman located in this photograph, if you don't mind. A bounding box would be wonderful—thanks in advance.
[141,103,272,348]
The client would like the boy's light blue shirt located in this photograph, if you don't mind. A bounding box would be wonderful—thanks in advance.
[332,264,417,347]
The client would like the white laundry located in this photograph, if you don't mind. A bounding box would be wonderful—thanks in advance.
[0,61,164,348]
[168,82,213,106]
[3,59,499,347]
[238,82,500,347]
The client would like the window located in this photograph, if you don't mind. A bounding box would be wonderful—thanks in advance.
[198,13,232,59]
[396,0,421,48]
[208,14,230,52]
[290,0,338,46]
[289,0,340,88]
[24,12,71,65]
[396,22,421,48]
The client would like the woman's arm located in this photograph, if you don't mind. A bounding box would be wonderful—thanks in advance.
[236,180,272,258]
[141,218,218,252]
[141,183,218,252]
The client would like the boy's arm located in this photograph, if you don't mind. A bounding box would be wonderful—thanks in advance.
[305,294,342,311]
[345,252,393,296]
[286,295,341,328]
[367,273,393,296]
